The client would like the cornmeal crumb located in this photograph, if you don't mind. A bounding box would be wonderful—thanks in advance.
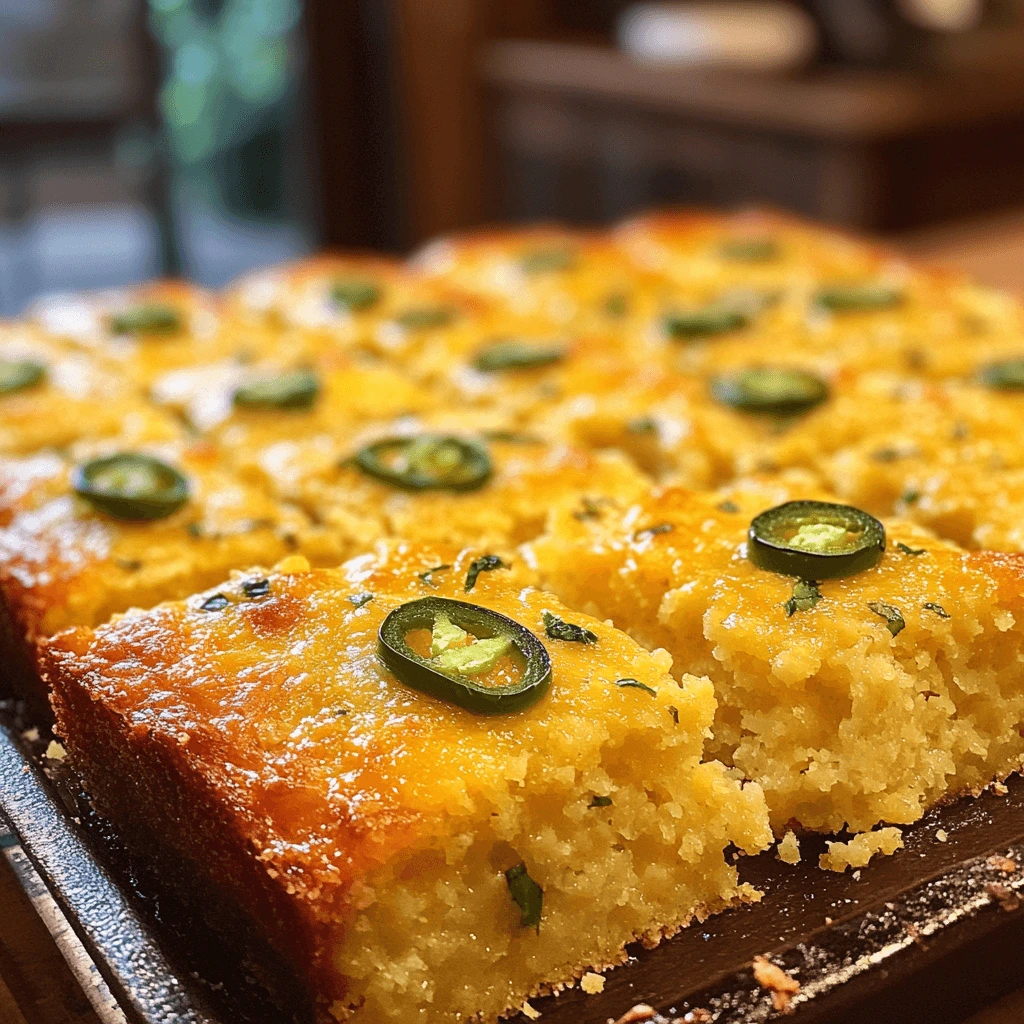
[45,740,66,761]
[752,955,800,1013]
[778,830,801,864]
[581,972,605,995]
[611,1006,656,1024]
[819,827,904,872]
[988,854,1017,874]
[521,1001,541,1020]
[21,727,39,743]
[935,829,948,843]
[993,781,1009,796]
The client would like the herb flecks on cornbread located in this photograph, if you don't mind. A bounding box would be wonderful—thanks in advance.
[44,545,771,1023]
[530,482,1024,834]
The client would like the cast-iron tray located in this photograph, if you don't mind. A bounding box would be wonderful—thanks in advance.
[1,698,1023,1024]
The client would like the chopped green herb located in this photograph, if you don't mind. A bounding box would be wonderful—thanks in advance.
[633,523,673,541]
[627,415,658,434]
[784,579,822,617]
[897,542,926,556]
[114,558,143,572]
[419,564,452,587]
[330,279,381,312]
[543,611,598,645]
[902,489,921,505]
[668,705,679,725]
[348,592,375,608]
[923,602,950,619]
[186,521,204,539]
[589,795,613,808]
[868,601,905,637]
[465,554,508,591]
[505,862,543,932]
[519,247,576,274]
[717,500,740,514]
[573,497,607,521]
[243,579,270,600]
[605,292,629,317]
[200,594,229,612]
[394,306,455,331]
[616,678,657,696]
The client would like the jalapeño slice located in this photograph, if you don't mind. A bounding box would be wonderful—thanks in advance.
[719,236,779,262]
[354,434,492,491]
[711,367,828,416]
[814,283,903,313]
[980,358,1024,391]
[330,279,381,312]
[73,453,189,522]
[663,304,748,340]
[394,306,455,331]
[749,500,885,580]
[473,339,565,373]
[108,303,182,336]
[378,597,552,714]
[519,247,577,274]
[0,359,45,396]
[233,368,320,410]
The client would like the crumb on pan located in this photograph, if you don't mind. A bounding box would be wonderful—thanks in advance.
[752,954,800,1013]
[987,854,1017,874]
[778,830,801,864]
[581,972,605,995]
[819,827,904,873]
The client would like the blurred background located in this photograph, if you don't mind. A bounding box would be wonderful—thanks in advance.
[2,0,1024,314]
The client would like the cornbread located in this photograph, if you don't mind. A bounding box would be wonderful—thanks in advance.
[0,437,311,640]
[44,544,772,1022]
[3,207,1024,1018]
[529,481,1024,833]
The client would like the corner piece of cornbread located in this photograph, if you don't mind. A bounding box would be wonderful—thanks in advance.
[43,544,771,1023]
[528,482,1024,835]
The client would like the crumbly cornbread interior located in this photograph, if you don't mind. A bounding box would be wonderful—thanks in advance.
[43,546,770,1023]
[529,478,1024,833]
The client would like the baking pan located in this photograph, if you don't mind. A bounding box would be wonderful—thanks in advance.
[1,697,1022,1024]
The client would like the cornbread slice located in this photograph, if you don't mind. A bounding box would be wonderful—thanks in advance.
[0,325,174,455]
[413,226,672,332]
[529,481,1024,834]
[225,255,499,360]
[297,428,652,552]
[44,544,771,1023]
[0,437,312,641]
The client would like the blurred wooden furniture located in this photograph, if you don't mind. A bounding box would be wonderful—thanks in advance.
[482,39,1024,230]
[0,0,178,308]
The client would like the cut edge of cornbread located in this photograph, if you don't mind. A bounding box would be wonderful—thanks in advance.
[43,548,772,1023]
